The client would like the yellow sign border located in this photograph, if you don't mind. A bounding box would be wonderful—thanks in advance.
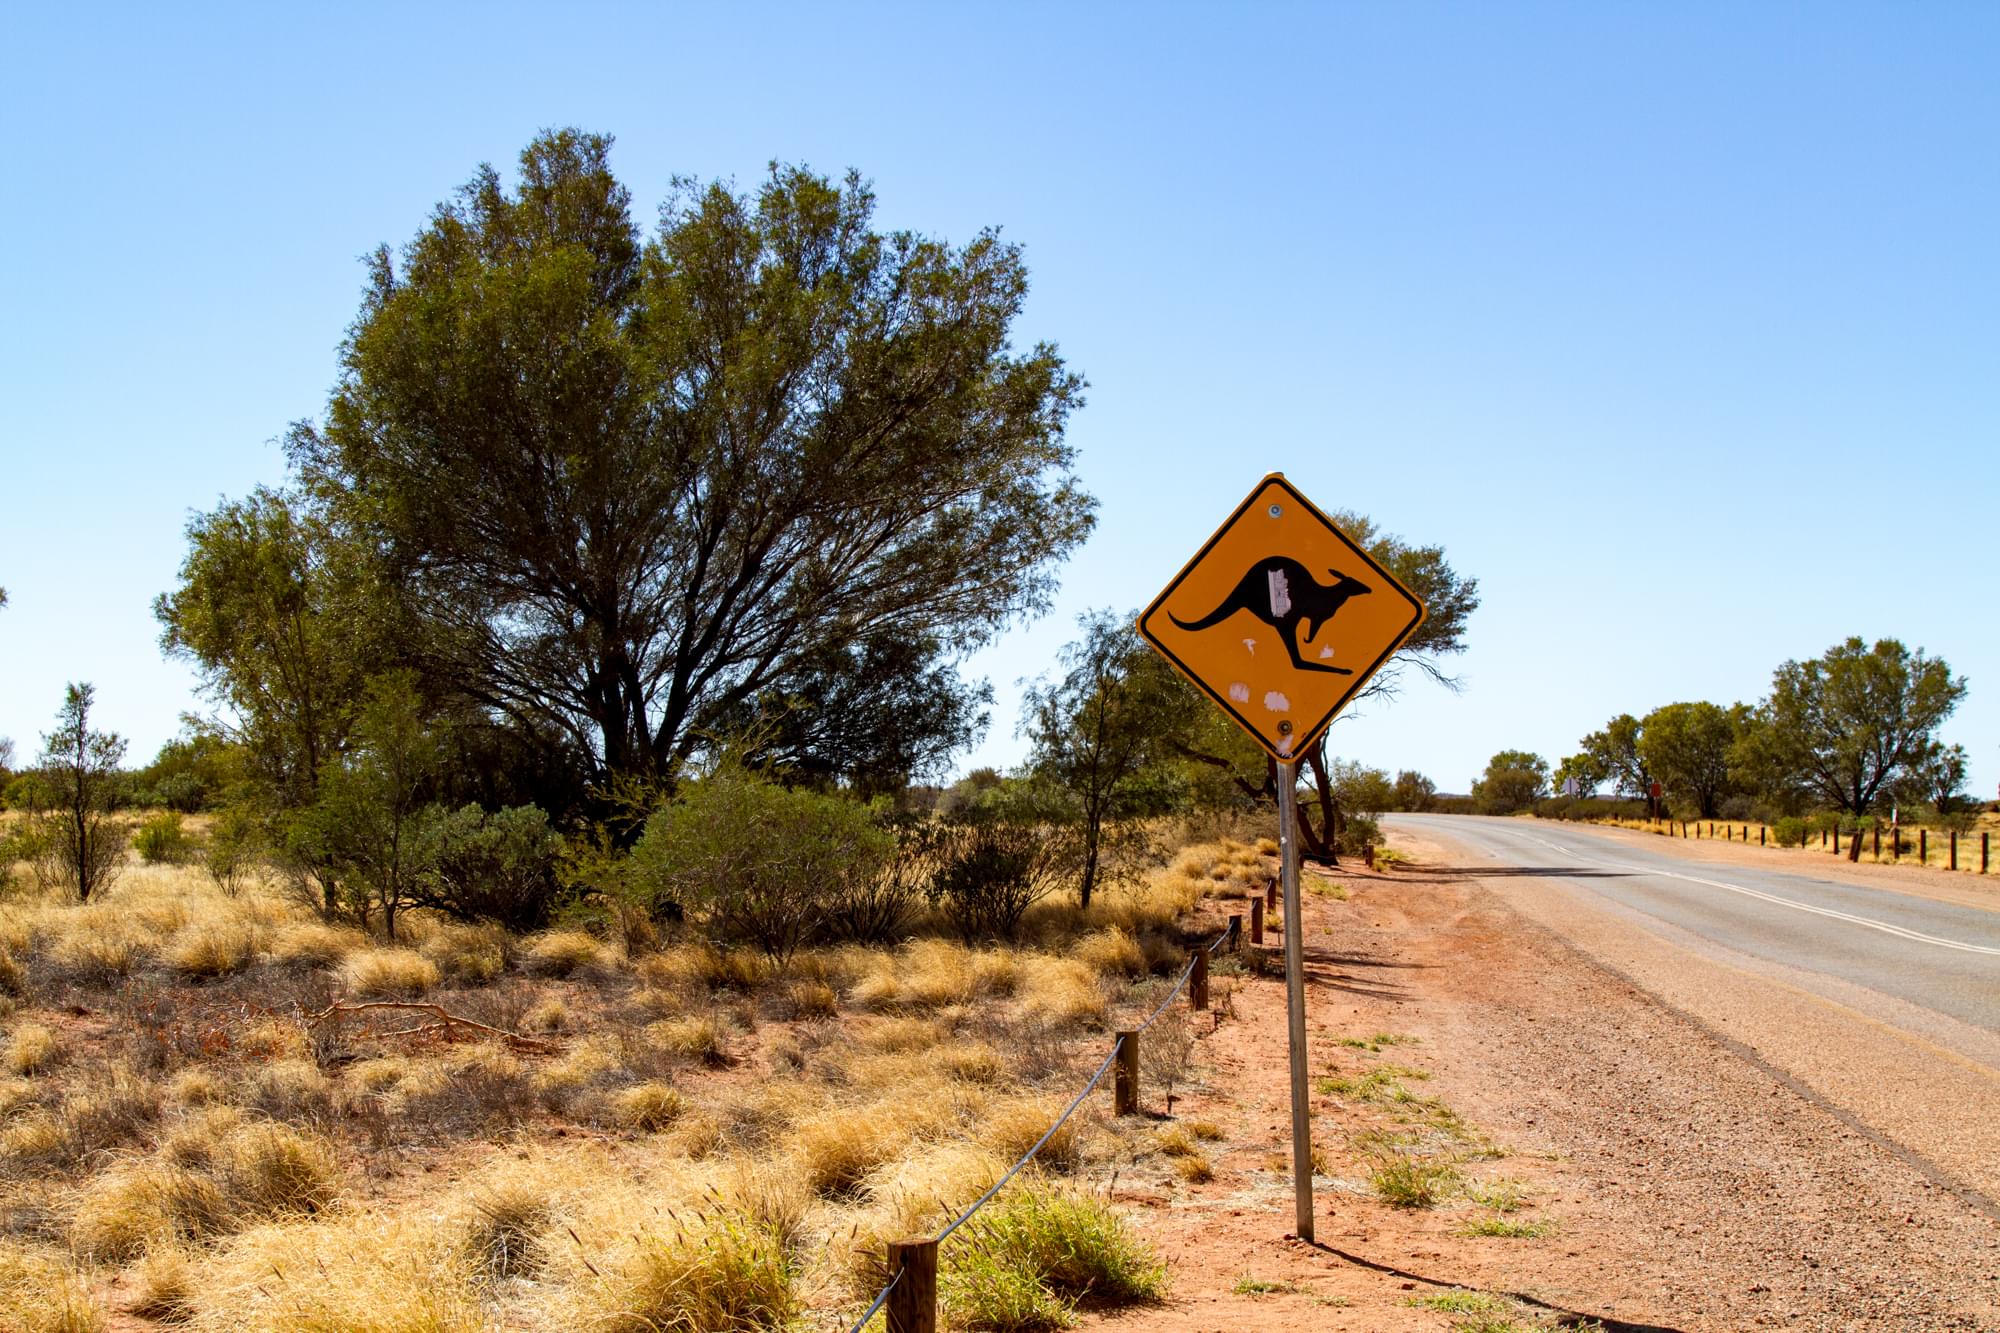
[1136,474,1427,762]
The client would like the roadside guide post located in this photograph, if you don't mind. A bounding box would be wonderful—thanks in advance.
[1136,474,1427,1243]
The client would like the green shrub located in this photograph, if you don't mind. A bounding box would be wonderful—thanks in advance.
[1770,816,1808,848]
[630,768,893,963]
[1336,813,1381,856]
[928,819,1078,943]
[942,1187,1166,1329]
[134,813,195,866]
[203,806,263,896]
[416,804,563,931]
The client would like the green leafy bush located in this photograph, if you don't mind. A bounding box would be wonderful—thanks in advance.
[928,819,1078,943]
[629,768,893,962]
[1770,816,1808,848]
[203,806,263,897]
[1336,813,1381,856]
[415,804,562,931]
[134,813,195,865]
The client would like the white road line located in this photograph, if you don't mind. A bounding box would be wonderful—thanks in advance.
[1505,830,2000,958]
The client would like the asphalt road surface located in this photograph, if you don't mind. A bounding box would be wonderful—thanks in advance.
[1383,813,2000,1216]
[1386,813,2000,1036]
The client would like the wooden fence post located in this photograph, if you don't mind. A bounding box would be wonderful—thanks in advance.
[1920,829,1927,865]
[1834,825,1842,855]
[1251,895,1265,945]
[1227,914,1242,954]
[1982,833,1989,875]
[1113,1032,1139,1116]
[1950,829,1958,872]
[1760,826,1766,846]
[1873,825,1880,857]
[886,1238,938,1333]
[1190,948,1209,1011]
[1266,877,1277,910]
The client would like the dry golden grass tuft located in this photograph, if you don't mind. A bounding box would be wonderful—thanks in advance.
[547,1206,798,1333]
[241,1058,342,1122]
[70,1164,226,1260]
[127,1241,200,1322]
[840,1142,1010,1292]
[70,1114,339,1259]
[1016,954,1108,1028]
[226,1120,342,1215]
[419,922,508,984]
[931,1039,1006,1084]
[975,1093,1085,1171]
[0,945,25,996]
[667,1109,726,1160]
[1172,1151,1214,1182]
[523,995,570,1032]
[0,1238,105,1333]
[182,1211,485,1333]
[165,1066,230,1108]
[522,928,616,977]
[0,1075,38,1117]
[50,926,143,982]
[1073,926,1147,979]
[855,1015,943,1054]
[238,1017,308,1061]
[638,941,765,995]
[644,1015,727,1066]
[780,977,838,1018]
[165,920,259,978]
[9,1063,163,1168]
[267,920,367,968]
[791,1104,906,1196]
[612,1080,687,1131]
[338,946,441,997]
[853,939,1019,1011]
[7,1020,59,1075]
[454,1160,555,1280]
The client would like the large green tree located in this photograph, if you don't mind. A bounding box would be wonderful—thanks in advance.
[288,130,1092,787]
[156,487,392,807]
[1472,750,1547,814]
[1761,637,1966,815]
[1577,713,1653,801]
[1637,701,1742,818]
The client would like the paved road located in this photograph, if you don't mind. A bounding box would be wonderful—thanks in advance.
[1384,814,2000,1039]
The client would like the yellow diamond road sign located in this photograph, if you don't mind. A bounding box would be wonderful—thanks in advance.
[1138,474,1427,763]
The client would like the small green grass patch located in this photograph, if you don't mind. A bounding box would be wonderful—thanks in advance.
[1369,1154,1461,1207]
[1458,1215,1557,1239]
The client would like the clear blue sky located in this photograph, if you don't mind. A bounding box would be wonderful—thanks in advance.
[3,2,1995,798]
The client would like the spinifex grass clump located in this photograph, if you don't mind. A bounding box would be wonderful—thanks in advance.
[942,1186,1166,1330]
[571,1207,798,1332]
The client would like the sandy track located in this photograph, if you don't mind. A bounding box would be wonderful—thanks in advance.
[1085,826,2000,1332]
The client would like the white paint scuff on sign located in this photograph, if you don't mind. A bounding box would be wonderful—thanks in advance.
[1266,567,1291,616]
[1263,690,1290,713]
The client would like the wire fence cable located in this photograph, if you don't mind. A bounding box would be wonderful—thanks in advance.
[847,921,1234,1330]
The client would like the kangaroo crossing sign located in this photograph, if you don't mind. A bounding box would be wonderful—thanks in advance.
[1138,474,1427,763]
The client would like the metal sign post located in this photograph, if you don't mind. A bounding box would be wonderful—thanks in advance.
[1134,474,1429,1245]
[1276,758,1313,1242]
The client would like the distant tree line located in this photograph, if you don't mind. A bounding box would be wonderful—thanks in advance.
[1470,636,1976,830]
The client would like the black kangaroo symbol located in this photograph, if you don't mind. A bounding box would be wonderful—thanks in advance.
[1170,557,1371,674]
